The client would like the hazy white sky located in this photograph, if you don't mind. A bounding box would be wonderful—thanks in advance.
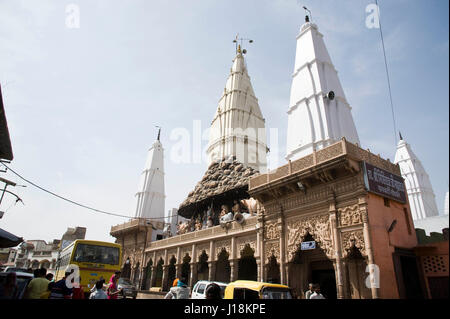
[0,0,448,243]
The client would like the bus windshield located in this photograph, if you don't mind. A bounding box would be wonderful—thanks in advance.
[73,244,120,265]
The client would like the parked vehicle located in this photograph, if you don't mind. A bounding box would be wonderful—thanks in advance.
[191,280,228,299]
[117,278,137,299]
[4,267,29,273]
[0,271,34,299]
[224,280,293,299]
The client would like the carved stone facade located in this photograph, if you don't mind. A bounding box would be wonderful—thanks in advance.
[129,140,417,299]
[286,214,334,261]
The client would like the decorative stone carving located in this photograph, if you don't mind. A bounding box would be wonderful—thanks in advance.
[264,221,281,240]
[215,240,231,257]
[338,204,362,227]
[237,237,257,255]
[286,214,333,260]
[341,230,366,257]
[265,241,280,262]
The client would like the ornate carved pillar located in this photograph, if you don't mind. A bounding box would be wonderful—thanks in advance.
[229,259,238,282]
[175,263,182,279]
[208,261,216,281]
[256,258,262,282]
[330,202,345,299]
[258,216,265,282]
[162,265,169,291]
[359,197,378,299]
[189,262,197,287]
[209,241,215,262]
[149,265,156,288]
[279,216,286,285]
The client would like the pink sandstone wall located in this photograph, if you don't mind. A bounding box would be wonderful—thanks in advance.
[366,193,417,299]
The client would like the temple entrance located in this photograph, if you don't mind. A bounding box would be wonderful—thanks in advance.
[181,254,191,281]
[215,249,231,283]
[266,255,281,284]
[155,258,164,287]
[311,261,337,299]
[288,233,337,299]
[238,244,257,281]
[168,256,176,287]
[197,251,209,281]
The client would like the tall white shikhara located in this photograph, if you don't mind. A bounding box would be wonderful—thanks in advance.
[134,131,165,229]
[207,47,268,173]
[394,136,439,220]
[286,17,360,161]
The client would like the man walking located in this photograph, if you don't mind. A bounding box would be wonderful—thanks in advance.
[305,283,314,299]
[310,284,325,299]
[25,268,50,299]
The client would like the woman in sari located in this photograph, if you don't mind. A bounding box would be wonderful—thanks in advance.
[107,272,122,300]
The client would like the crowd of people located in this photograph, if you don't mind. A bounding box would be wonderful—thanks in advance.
[0,266,127,300]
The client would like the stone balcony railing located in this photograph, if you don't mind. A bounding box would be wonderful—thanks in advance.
[111,218,164,235]
[249,139,400,190]
[146,216,259,251]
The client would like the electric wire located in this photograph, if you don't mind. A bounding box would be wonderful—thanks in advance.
[0,161,178,222]
[375,0,398,146]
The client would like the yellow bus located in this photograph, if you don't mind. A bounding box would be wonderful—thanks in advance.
[54,240,122,295]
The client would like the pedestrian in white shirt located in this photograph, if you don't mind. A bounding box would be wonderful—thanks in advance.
[309,284,325,299]
[89,281,108,299]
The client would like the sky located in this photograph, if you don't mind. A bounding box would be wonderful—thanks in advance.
[0,0,448,244]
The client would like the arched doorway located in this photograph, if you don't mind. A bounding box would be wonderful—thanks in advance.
[215,249,231,283]
[197,251,209,281]
[266,255,281,284]
[238,244,257,281]
[40,260,50,270]
[181,254,191,282]
[143,259,153,290]
[288,232,337,299]
[154,258,164,287]
[168,256,177,287]
[31,260,39,269]
[344,246,371,299]
[122,257,131,279]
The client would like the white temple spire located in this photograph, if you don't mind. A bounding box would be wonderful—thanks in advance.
[134,129,165,226]
[394,134,439,220]
[286,16,360,161]
[207,47,268,172]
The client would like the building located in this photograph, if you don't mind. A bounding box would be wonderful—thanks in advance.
[135,16,425,299]
[12,226,86,274]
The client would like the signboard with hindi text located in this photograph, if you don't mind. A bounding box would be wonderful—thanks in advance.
[362,162,407,203]
[301,241,316,251]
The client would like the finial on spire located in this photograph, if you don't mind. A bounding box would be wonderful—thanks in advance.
[302,5,312,22]
[155,125,161,141]
[399,131,403,140]
[232,34,253,54]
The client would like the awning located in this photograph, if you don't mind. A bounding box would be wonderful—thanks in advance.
[0,228,23,248]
